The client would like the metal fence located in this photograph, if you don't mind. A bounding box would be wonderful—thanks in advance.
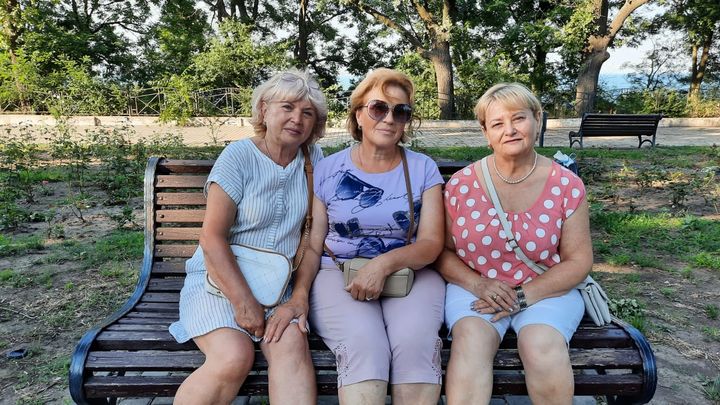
[2,86,718,119]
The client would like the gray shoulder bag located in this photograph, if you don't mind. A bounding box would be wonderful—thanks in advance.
[480,157,611,326]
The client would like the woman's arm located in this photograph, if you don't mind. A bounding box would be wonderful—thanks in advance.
[200,183,266,338]
[346,184,445,300]
[436,209,516,312]
[263,196,328,342]
[520,197,594,307]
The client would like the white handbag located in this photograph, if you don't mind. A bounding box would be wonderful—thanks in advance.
[480,157,611,326]
[205,244,292,307]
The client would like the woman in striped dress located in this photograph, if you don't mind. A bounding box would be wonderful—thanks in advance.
[169,69,327,405]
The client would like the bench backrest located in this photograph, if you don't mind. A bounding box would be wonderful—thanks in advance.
[145,158,466,276]
[579,113,662,136]
[146,158,213,283]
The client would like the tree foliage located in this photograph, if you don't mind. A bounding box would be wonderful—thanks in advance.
[0,0,717,119]
[661,0,719,99]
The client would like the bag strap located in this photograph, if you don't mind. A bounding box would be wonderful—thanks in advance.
[479,157,548,275]
[324,146,415,264]
[292,144,314,271]
[399,147,415,245]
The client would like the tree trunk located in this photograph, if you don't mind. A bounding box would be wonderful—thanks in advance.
[575,47,609,115]
[295,0,309,68]
[689,34,712,100]
[429,39,455,119]
[573,0,649,116]
[531,44,547,94]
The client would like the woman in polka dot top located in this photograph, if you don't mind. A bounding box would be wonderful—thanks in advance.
[436,83,594,404]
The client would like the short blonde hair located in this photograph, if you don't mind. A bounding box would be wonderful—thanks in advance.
[474,83,542,130]
[250,69,328,143]
[347,68,415,143]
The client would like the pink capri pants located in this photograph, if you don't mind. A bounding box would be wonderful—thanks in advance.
[309,261,446,387]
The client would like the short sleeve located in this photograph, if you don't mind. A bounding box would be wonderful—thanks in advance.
[309,143,324,166]
[558,165,586,220]
[205,142,246,205]
[421,153,444,192]
[314,147,348,205]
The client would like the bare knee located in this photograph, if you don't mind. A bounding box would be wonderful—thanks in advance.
[262,323,310,364]
[517,326,569,373]
[209,346,255,382]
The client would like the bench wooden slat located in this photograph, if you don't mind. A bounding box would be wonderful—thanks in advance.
[158,159,215,174]
[152,261,186,276]
[157,192,207,205]
[156,175,207,188]
[83,372,643,398]
[140,292,179,302]
[156,210,205,223]
[154,245,197,258]
[85,347,641,372]
[93,324,635,351]
[155,227,201,241]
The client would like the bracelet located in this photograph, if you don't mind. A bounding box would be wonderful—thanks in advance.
[514,286,528,311]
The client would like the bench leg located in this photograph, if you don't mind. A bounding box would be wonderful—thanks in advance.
[638,137,655,148]
[568,133,582,149]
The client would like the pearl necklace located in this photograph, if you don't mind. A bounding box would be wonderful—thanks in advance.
[493,151,538,184]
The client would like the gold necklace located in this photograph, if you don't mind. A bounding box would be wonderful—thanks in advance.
[493,151,538,184]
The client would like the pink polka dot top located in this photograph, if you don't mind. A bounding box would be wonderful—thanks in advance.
[444,160,586,286]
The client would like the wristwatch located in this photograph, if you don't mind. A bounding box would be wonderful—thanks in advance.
[514,286,528,311]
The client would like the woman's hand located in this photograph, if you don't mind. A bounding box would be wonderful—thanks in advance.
[263,296,310,343]
[345,259,387,301]
[471,299,516,322]
[233,299,266,340]
[470,277,516,313]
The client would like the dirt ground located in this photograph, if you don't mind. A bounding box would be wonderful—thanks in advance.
[1,162,719,404]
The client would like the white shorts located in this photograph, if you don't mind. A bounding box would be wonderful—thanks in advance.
[444,282,585,343]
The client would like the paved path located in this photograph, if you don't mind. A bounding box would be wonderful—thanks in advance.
[5,121,720,148]
[405,125,720,149]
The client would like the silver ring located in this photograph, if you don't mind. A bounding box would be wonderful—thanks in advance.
[491,294,498,301]
[365,297,372,301]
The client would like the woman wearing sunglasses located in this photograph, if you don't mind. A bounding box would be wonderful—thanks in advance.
[169,69,326,404]
[305,68,446,404]
[437,83,593,404]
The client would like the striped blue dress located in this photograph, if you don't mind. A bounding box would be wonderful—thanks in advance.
[169,139,323,343]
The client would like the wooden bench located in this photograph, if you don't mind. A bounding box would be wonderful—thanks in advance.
[569,113,662,148]
[69,157,657,404]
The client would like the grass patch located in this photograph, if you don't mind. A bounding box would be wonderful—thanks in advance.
[702,326,720,342]
[609,298,646,332]
[0,268,35,288]
[659,287,677,298]
[0,234,44,257]
[705,304,719,320]
[701,375,720,402]
[89,231,143,265]
[591,213,720,270]
[692,252,720,271]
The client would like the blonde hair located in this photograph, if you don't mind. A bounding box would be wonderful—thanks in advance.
[250,69,328,143]
[474,82,543,130]
[347,68,415,143]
